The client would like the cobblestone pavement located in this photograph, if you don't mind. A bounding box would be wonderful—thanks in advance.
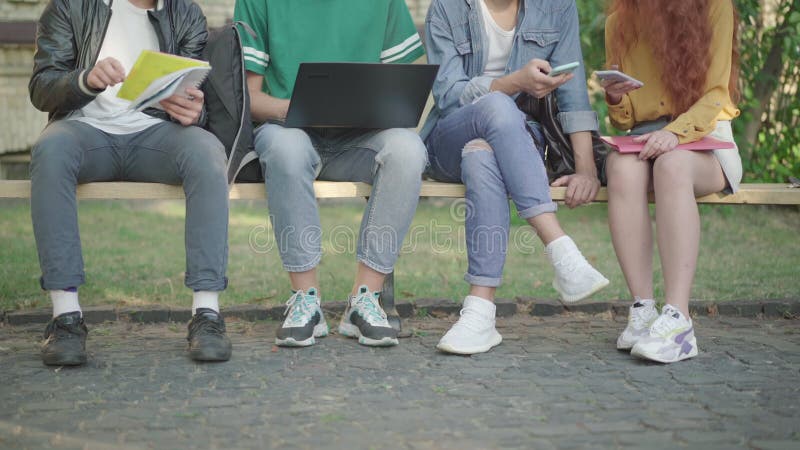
[0,314,798,450]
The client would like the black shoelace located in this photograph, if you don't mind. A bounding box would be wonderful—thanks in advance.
[188,313,226,338]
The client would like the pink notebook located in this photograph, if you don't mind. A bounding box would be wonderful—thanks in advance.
[601,135,736,153]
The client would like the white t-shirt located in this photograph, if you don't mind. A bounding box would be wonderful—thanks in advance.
[70,0,164,135]
[479,0,516,79]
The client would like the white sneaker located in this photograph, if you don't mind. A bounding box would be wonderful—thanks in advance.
[631,305,698,363]
[546,236,610,303]
[275,288,329,347]
[616,298,659,350]
[436,296,502,355]
[338,285,398,347]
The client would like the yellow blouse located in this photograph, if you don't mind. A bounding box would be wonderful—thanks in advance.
[604,0,740,143]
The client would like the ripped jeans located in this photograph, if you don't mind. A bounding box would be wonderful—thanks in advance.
[424,92,557,287]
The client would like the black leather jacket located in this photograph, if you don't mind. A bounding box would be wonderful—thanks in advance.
[29,0,208,124]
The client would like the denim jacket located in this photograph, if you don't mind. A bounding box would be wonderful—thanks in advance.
[420,0,598,141]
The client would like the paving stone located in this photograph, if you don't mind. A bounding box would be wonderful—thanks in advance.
[414,298,460,316]
[118,307,170,323]
[0,315,797,449]
[318,301,347,318]
[396,300,414,318]
[169,308,192,323]
[717,301,763,317]
[525,298,564,316]
[750,439,800,450]
[495,298,517,317]
[762,301,795,318]
[563,300,612,315]
[690,301,717,317]
[81,306,118,323]
[6,308,51,325]
[221,304,268,321]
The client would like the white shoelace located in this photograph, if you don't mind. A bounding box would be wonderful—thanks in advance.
[283,290,315,326]
[649,306,685,337]
[629,299,655,328]
[352,292,388,325]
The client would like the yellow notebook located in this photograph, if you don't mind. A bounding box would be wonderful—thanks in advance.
[117,50,211,111]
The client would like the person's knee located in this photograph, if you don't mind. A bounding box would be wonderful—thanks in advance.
[179,129,228,178]
[376,129,427,176]
[462,139,492,155]
[255,127,317,176]
[30,127,81,178]
[606,152,648,193]
[474,92,525,134]
[460,140,502,186]
[652,152,691,189]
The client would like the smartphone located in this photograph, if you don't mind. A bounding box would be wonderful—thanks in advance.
[594,70,644,87]
[548,61,580,77]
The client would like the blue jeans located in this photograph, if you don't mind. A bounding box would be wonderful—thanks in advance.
[254,124,427,274]
[425,92,557,287]
[30,120,229,292]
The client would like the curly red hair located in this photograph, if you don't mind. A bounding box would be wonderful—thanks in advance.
[606,0,740,115]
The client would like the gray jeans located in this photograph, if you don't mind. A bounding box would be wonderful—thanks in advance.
[254,124,427,274]
[30,120,229,292]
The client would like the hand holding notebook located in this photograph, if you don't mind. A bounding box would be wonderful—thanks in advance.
[117,50,211,112]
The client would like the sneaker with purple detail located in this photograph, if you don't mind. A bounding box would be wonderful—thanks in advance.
[616,298,659,350]
[631,305,698,363]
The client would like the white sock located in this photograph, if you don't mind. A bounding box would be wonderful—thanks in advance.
[192,291,220,315]
[51,290,81,318]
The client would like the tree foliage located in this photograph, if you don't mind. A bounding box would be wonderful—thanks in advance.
[577,0,800,182]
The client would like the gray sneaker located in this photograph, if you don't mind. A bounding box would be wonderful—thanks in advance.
[338,286,398,347]
[276,288,329,347]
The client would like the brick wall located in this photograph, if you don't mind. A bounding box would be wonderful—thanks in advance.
[0,0,430,155]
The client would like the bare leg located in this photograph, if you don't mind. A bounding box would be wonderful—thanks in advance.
[352,263,386,295]
[289,269,319,293]
[652,151,726,317]
[527,212,566,245]
[469,285,497,302]
[606,151,655,299]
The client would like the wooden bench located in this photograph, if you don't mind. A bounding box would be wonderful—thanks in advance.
[1,179,798,330]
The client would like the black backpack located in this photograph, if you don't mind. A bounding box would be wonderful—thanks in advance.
[202,21,262,183]
[516,93,608,185]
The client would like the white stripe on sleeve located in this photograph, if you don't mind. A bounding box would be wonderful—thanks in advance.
[380,34,421,60]
[382,40,423,63]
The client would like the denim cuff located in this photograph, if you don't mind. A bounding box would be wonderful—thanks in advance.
[459,76,494,107]
[40,275,86,291]
[517,201,558,220]
[185,276,228,292]
[557,110,599,134]
[357,255,394,275]
[282,253,322,273]
[464,273,503,288]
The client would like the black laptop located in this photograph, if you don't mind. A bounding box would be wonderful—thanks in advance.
[284,62,438,129]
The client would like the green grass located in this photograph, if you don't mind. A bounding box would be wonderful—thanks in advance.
[0,198,798,311]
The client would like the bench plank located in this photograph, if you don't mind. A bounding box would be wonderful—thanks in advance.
[0,180,798,205]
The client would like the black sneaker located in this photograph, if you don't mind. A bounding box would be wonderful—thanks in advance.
[41,311,88,366]
[187,308,232,362]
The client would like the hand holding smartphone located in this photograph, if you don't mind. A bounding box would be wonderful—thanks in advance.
[594,69,643,87]
[595,68,643,104]
[549,61,580,77]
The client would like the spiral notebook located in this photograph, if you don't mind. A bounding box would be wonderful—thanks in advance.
[117,50,211,111]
